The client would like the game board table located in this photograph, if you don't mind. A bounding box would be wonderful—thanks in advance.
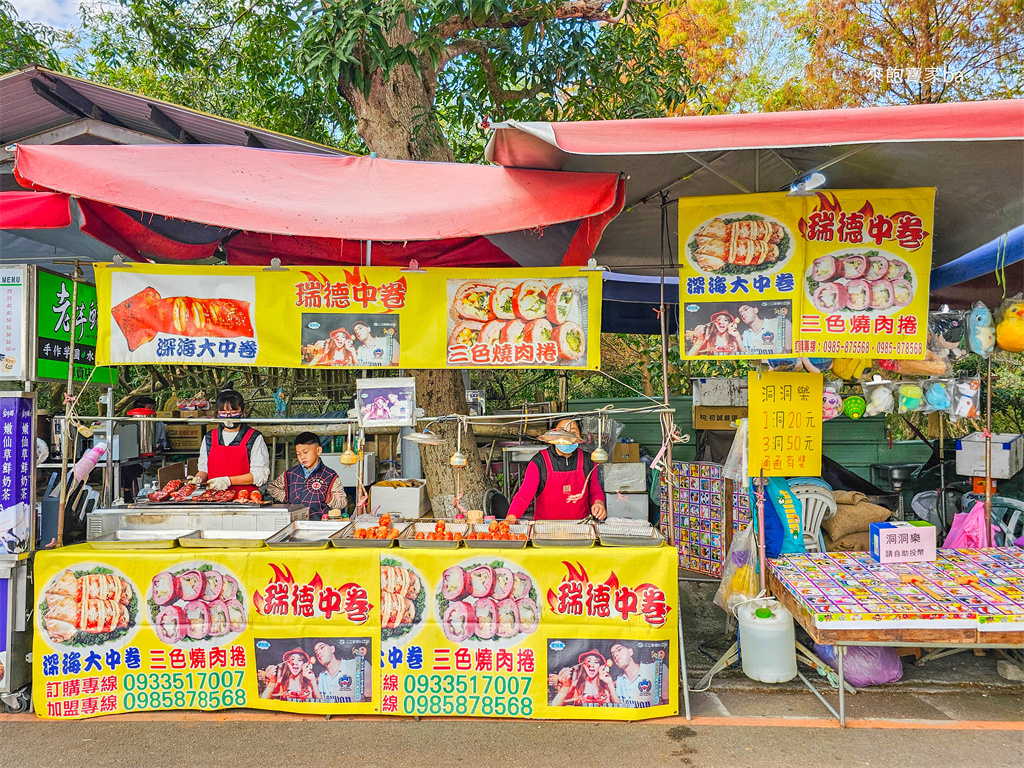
[767,549,1024,725]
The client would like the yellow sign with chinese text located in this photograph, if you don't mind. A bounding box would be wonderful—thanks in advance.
[747,371,823,477]
[679,189,934,360]
[94,265,601,370]
[33,543,678,721]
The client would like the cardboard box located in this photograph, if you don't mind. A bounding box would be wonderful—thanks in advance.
[870,520,937,563]
[612,443,640,463]
[157,459,199,488]
[605,491,649,520]
[164,424,204,451]
[178,410,201,419]
[601,462,647,493]
[156,410,179,419]
[370,480,430,518]
[692,406,748,430]
[692,377,748,406]
[955,432,1023,480]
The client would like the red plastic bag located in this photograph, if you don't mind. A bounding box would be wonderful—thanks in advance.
[943,501,1000,549]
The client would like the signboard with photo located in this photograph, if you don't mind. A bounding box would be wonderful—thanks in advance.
[356,377,416,428]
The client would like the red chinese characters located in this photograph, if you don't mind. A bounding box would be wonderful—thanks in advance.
[253,564,373,624]
[547,562,672,627]
[292,272,407,311]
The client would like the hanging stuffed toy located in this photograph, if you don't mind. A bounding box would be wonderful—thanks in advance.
[822,386,843,420]
[862,375,895,417]
[995,295,1024,353]
[951,377,981,421]
[967,302,996,357]
[928,309,968,363]
[897,382,924,413]
[831,357,873,382]
[842,395,866,419]
[922,379,952,414]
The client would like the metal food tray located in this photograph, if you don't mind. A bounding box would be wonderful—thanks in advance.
[399,522,469,549]
[179,530,267,548]
[464,524,530,549]
[265,521,346,549]
[88,530,200,550]
[530,522,596,548]
[129,499,272,509]
[598,524,664,547]
[330,521,409,548]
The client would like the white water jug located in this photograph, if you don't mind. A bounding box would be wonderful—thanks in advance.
[737,598,798,683]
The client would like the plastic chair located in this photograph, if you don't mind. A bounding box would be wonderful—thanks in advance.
[959,493,1024,547]
[790,484,837,553]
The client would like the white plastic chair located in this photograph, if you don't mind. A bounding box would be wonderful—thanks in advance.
[790,484,837,553]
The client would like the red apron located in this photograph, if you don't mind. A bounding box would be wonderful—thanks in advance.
[533,449,590,521]
[207,427,259,494]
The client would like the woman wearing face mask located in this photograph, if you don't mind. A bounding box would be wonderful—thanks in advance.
[191,387,270,494]
[506,418,606,521]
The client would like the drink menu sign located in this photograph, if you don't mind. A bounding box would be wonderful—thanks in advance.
[678,189,934,360]
[0,266,28,381]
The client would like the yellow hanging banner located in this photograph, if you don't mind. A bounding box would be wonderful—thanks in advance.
[94,265,601,370]
[678,189,934,360]
[747,371,824,477]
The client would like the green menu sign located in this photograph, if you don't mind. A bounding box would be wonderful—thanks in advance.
[34,268,115,385]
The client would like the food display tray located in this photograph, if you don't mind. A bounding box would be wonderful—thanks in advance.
[597,524,664,547]
[530,522,596,548]
[179,530,267,548]
[399,522,469,549]
[265,521,346,549]
[129,500,273,509]
[463,524,530,549]
[330,521,409,548]
[88,530,200,550]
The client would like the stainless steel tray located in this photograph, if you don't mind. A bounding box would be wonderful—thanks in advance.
[265,521,346,549]
[464,524,530,549]
[179,530,267,548]
[88,530,199,550]
[399,522,469,549]
[598,524,664,547]
[530,522,596,548]
[330,521,409,548]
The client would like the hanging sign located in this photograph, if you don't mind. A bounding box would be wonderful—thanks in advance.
[94,266,601,370]
[0,394,35,554]
[678,189,934,360]
[33,544,677,720]
[35,269,115,385]
[0,266,28,381]
[747,371,823,477]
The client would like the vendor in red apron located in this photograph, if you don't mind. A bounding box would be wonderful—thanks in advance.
[192,388,270,493]
[507,418,606,521]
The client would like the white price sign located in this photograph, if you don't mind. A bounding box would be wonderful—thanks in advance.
[0,266,28,380]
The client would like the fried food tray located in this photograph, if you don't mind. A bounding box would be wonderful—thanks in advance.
[265,521,346,549]
[330,521,409,548]
[88,530,200,549]
[464,524,530,549]
[179,530,267,548]
[530,522,596,548]
[597,524,664,547]
[399,522,470,549]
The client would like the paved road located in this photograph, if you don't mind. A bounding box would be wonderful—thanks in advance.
[2,699,1022,768]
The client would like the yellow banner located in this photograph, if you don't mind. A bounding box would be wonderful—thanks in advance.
[33,543,677,720]
[94,266,601,370]
[678,189,934,359]
[747,371,824,476]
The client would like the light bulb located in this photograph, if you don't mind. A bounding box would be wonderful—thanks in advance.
[340,447,358,466]
[591,447,609,463]
[449,451,467,468]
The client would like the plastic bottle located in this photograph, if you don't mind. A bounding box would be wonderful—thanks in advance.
[737,598,798,683]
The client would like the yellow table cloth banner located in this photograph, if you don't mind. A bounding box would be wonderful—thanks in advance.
[33,544,678,720]
[678,189,934,360]
[94,265,601,370]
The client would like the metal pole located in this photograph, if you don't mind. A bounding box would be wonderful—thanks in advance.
[56,270,81,548]
[757,471,767,594]
[984,357,993,547]
[938,413,946,531]
[659,197,677,547]
[837,645,846,727]
[104,386,114,506]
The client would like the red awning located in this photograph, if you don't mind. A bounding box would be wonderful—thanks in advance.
[0,190,72,229]
[10,144,625,267]
[484,100,1024,271]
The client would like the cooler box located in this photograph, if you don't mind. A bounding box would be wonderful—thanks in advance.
[602,462,647,493]
[322,452,376,486]
[605,491,648,520]
[870,520,936,563]
[955,433,1023,480]
[370,480,430,518]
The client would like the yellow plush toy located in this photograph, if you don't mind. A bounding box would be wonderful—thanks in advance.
[831,357,873,381]
[996,300,1024,353]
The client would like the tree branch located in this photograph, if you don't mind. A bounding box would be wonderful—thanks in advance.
[437,0,639,40]
[441,37,543,102]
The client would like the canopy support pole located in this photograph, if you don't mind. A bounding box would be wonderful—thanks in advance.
[984,356,993,547]
[56,265,82,548]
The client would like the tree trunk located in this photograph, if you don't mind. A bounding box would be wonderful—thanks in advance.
[338,59,493,511]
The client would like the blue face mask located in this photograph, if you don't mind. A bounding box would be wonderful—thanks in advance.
[555,443,578,454]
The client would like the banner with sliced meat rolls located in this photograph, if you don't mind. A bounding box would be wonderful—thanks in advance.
[33,544,678,720]
[678,188,933,360]
[94,265,601,370]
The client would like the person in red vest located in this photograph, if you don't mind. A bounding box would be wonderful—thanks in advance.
[507,418,606,521]
[192,387,269,494]
[267,432,346,519]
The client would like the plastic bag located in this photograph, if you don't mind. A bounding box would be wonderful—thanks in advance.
[714,524,760,613]
[722,418,748,485]
[920,378,953,415]
[949,376,981,422]
[967,302,996,356]
[897,382,925,414]
[943,500,1000,548]
[928,309,969,363]
[861,376,895,416]
[813,644,903,687]
[822,384,843,421]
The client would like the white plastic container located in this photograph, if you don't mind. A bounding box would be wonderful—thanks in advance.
[737,598,797,683]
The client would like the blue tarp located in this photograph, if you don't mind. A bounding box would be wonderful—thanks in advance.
[601,273,679,334]
[931,225,1024,290]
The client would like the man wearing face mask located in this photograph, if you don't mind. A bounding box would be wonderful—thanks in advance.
[191,387,270,494]
[507,418,606,521]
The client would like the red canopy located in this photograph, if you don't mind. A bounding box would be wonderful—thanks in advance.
[8,144,625,267]
[484,100,1024,270]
